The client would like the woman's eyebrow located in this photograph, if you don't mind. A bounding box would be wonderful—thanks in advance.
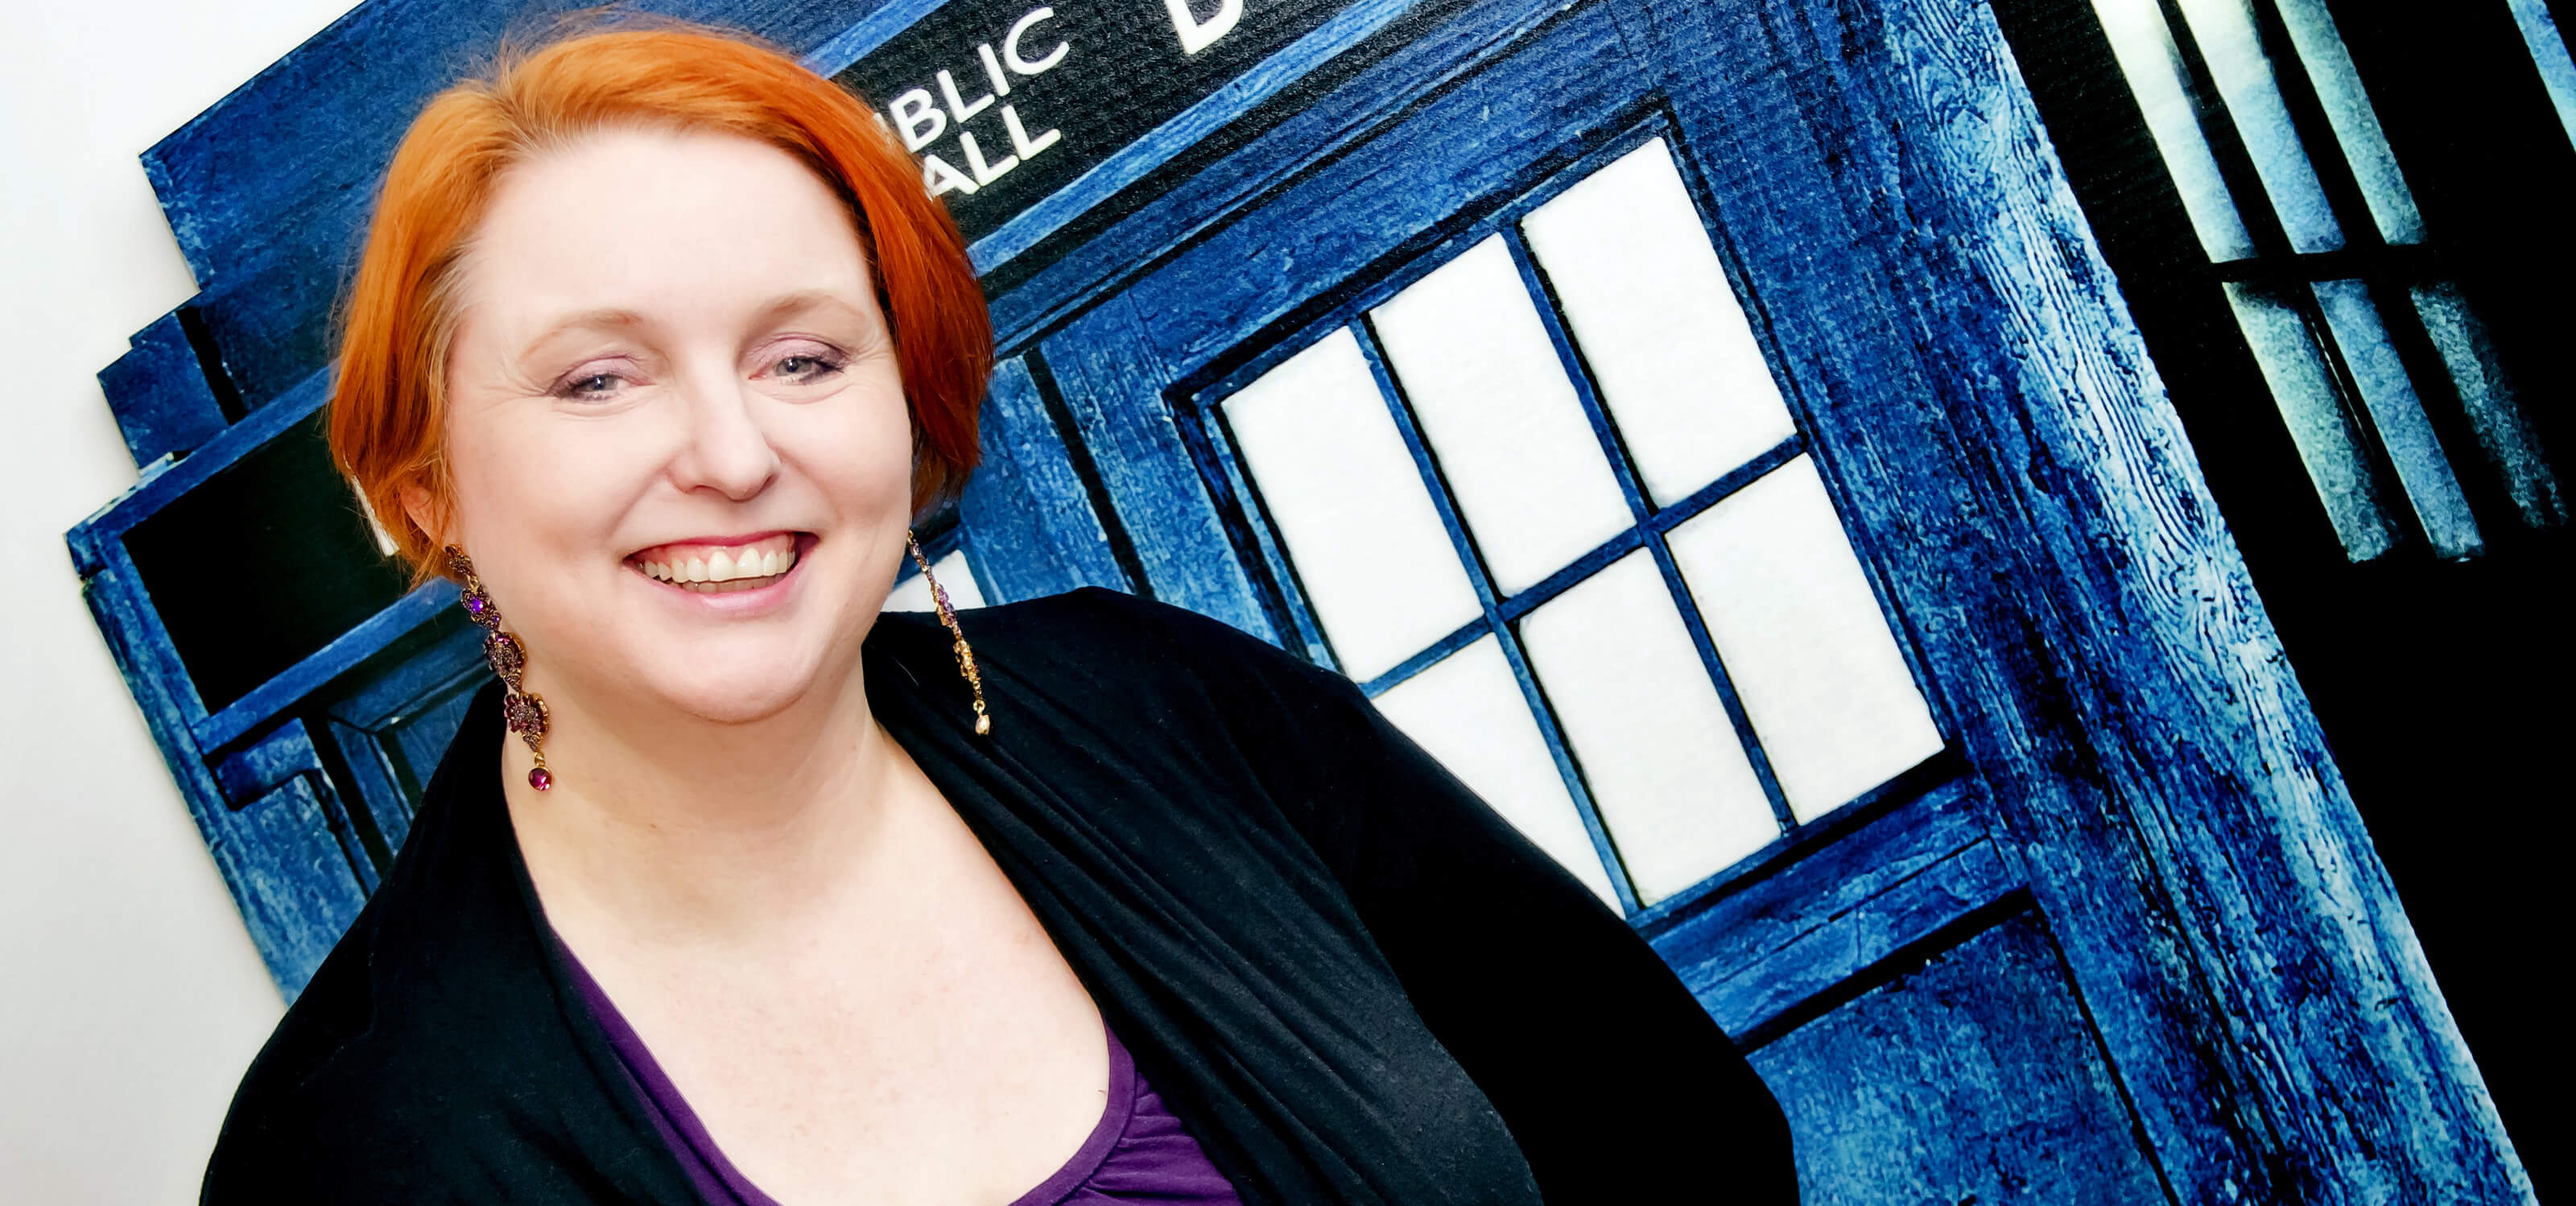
[518,307,650,355]
[750,289,871,328]
[510,293,869,366]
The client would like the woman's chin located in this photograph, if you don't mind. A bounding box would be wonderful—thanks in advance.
[639,667,827,727]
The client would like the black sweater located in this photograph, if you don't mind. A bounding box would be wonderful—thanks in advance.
[201,588,1794,1204]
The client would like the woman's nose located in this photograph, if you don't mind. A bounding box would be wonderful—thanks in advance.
[669,378,779,501]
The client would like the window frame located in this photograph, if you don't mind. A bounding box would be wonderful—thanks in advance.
[1169,112,1959,920]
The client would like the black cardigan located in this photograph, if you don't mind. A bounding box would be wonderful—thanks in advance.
[202,588,1794,1204]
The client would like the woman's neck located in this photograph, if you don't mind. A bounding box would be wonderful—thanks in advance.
[497,657,916,956]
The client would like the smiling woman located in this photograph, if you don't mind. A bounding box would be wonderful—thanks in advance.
[330,31,990,567]
[197,20,1792,1206]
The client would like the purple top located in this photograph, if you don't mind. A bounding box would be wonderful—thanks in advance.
[555,941,1244,1206]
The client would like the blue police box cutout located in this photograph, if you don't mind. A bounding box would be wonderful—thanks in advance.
[65,0,2537,1200]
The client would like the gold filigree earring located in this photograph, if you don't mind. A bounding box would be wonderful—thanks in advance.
[906,532,990,737]
[446,547,555,790]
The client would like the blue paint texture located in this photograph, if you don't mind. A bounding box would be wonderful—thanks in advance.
[97,311,228,469]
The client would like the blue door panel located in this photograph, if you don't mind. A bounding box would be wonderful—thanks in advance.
[1116,11,1638,373]
[222,771,374,998]
[1041,298,1275,638]
[320,617,491,858]
[956,356,1131,602]
[982,0,1586,349]
[1750,909,2171,1203]
[96,311,229,471]
[1645,770,2004,1042]
[213,719,378,894]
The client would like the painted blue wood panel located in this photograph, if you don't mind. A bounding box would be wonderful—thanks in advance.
[1604,0,2520,1195]
[214,719,381,894]
[1647,776,2001,1037]
[956,356,1131,601]
[81,545,369,996]
[1749,907,2172,1204]
[322,617,489,857]
[223,770,374,998]
[96,310,228,469]
[1040,298,1275,638]
[1112,7,1634,374]
[986,0,1586,349]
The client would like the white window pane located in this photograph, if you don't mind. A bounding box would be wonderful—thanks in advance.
[1375,635,1624,910]
[2222,281,2401,561]
[1223,329,1485,681]
[2173,0,2344,252]
[2091,0,2257,261]
[884,548,985,612]
[1521,139,1797,505]
[2271,0,2422,244]
[2409,281,2569,529]
[2507,0,2576,151]
[1667,456,1943,822]
[1518,551,1777,904]
[2308,279,2482,560]
[1369,237,1635,596]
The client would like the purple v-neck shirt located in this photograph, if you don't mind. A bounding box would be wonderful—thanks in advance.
[555,941,1244,1206]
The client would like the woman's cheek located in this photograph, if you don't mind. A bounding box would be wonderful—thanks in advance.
[806,381,918,514]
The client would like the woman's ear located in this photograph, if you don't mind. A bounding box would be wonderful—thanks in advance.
[396,480,451,551]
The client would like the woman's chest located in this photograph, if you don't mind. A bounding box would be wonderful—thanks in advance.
[588,803,1114,1204]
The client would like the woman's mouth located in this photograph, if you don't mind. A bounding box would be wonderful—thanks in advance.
[628,532,804,593]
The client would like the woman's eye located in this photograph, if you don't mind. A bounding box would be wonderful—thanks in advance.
[772,352,845,381]
[553,370,627,400]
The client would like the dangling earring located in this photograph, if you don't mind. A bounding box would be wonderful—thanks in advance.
[906,532,991,737]
[447,547,555,791]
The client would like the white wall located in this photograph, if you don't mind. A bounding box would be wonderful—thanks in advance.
[0,1,361,1199]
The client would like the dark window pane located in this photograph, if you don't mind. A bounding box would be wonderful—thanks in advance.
[125,412,411,713]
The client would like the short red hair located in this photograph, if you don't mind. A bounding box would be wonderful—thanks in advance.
[330,23,991,583]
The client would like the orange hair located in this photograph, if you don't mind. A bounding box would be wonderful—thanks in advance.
[330,23,991,583]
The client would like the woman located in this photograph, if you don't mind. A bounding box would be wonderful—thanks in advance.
[202,23,1794,1205]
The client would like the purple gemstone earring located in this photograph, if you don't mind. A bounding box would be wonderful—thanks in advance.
[447,547,555,791]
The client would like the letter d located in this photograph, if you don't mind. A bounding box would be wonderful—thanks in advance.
[1162,0,1241,56]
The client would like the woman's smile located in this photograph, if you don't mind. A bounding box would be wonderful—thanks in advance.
[622,531,824,621]
[628,531,807,593]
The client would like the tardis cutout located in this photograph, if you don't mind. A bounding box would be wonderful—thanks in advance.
[66,0,2537,1199]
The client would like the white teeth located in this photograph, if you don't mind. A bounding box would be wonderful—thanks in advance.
[638,543,795,586]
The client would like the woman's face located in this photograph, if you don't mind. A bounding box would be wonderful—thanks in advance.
[421,126,914,727]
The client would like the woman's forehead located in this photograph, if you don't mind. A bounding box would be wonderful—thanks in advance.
[460,126,877,330]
